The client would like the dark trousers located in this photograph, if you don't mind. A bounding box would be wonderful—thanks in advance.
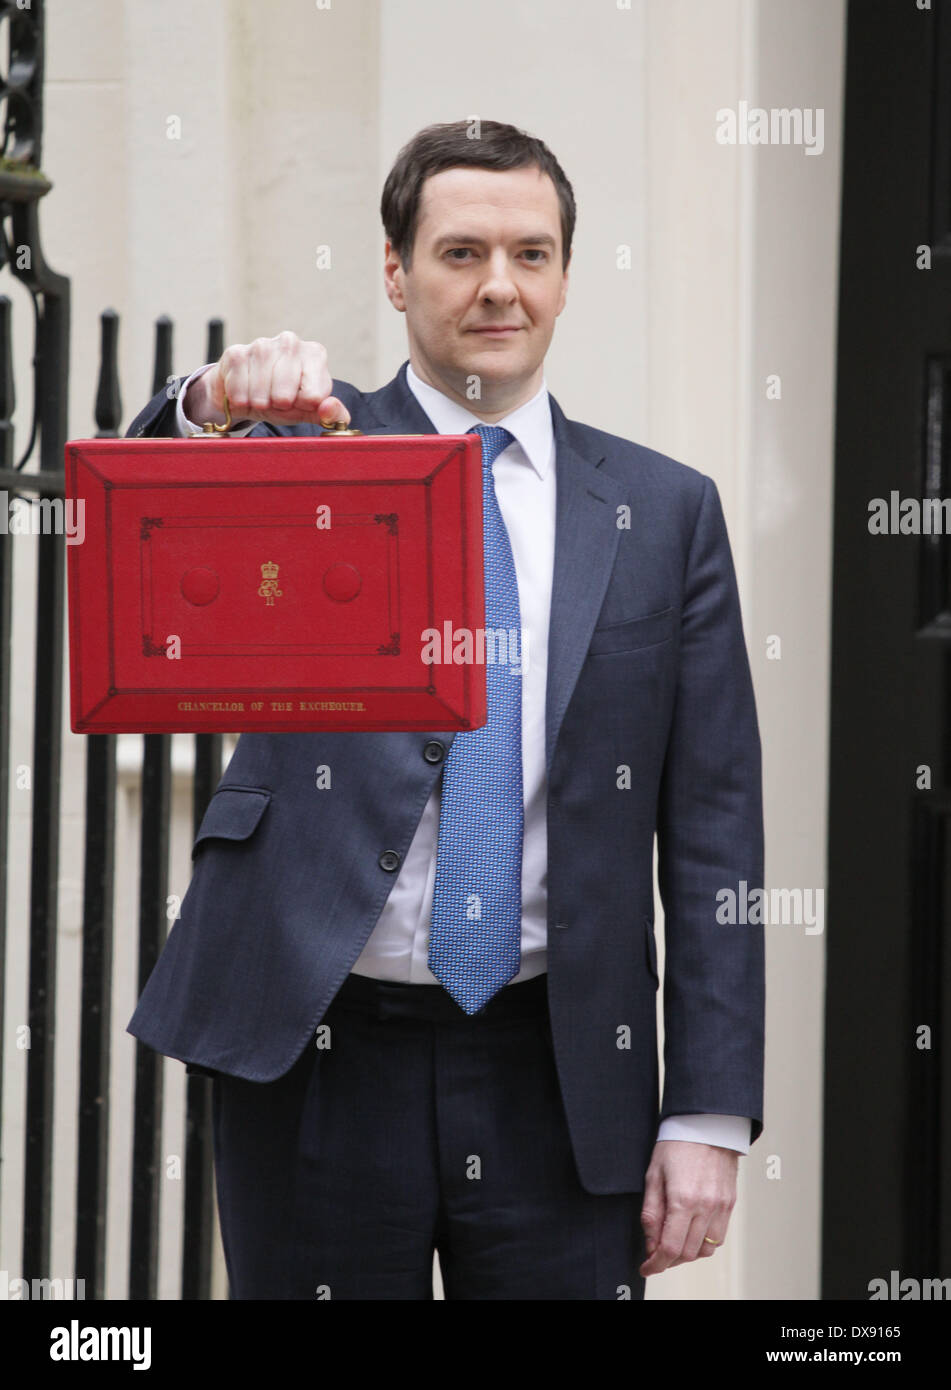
[211,971,647,1300]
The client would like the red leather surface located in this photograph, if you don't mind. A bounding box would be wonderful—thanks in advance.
[65,434,486,733]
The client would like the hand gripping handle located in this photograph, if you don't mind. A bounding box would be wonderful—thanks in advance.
[200,393,363,437]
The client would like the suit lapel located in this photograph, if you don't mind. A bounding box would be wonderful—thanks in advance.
[544,396,627,772]
[359,361,628,770]
[359,360,439,435]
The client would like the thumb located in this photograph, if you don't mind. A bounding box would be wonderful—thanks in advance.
[640,1170,666,1253]
[315,395,352,428]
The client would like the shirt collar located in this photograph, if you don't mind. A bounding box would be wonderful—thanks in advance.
[405,359,553,480]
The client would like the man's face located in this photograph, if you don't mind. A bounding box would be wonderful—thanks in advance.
[384,164,570,412]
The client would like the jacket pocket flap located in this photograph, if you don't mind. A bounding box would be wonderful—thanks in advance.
[588,606,675,655]
[191,786,271,858]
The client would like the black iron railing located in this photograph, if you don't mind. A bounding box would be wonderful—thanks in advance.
[0,0,225,1299]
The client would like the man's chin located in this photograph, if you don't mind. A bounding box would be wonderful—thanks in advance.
[458,343,533,377]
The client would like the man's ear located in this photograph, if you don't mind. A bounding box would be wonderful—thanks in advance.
[556,255,570,316]
[383,239,406,312]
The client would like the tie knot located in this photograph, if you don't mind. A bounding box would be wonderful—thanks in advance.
[469,423,514,469]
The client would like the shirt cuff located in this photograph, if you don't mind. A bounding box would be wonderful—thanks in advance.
[656,1113,752,1153]
[174,363,256,437]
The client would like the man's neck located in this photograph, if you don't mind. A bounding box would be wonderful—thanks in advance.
[408,353,544,422]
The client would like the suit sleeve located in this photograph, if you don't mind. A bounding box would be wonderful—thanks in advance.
[124,372,272,440]
[124,372,367,441]
[125,377,189,438]
[655,474,765,1143]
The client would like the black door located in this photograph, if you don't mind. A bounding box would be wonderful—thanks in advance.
[824,0,951,1297]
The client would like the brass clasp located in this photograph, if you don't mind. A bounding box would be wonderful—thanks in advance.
[319,419,363,437]
[199,393,362,436]
[200,392,233,434]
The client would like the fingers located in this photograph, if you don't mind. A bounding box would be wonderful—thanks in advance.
[695,1224,728,1259]
[639,1199,693,1277]
[214,331,351,427]
[640,1197,732,1274]
[639,1163,665,1273]
[315,394,351,426]
[298,350,332,413]
[638,1141,737,1277]
[268,335,304,412]
[669,1211,729,1267]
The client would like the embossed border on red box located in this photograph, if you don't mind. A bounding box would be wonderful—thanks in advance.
[65,435,486,733]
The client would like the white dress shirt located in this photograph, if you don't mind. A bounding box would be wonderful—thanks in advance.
[175,361,752,1154]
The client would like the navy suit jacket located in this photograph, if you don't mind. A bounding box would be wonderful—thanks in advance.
[125,359,765,1195]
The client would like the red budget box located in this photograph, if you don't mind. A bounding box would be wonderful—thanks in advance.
[64,433,486,733]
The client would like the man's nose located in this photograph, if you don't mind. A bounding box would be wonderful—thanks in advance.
[479,253,519,299]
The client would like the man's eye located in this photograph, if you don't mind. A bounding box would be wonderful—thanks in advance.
[444,248,547,262]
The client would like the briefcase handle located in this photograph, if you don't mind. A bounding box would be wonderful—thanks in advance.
[200,393,364,437]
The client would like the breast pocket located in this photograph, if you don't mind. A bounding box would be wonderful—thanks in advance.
[191,785,272,860]
[587,605,675,656]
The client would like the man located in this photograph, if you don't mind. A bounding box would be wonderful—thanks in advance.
[127,120,765,1301]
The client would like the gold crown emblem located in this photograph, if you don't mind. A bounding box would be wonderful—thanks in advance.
[260,560,279,580]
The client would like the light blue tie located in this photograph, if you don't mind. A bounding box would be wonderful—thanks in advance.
[428,424,524,1014]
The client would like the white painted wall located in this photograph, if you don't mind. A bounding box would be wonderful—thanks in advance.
[643,0,845,1300]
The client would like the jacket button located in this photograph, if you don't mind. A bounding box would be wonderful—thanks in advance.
[423,741,445,764]
[379,850,401,872]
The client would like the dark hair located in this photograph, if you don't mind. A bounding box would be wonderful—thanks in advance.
[380,119,575,272]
